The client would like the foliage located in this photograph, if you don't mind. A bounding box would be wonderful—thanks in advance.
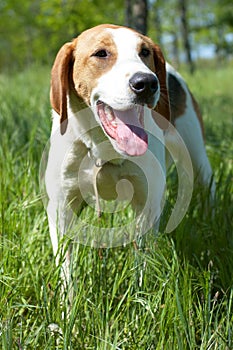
[0,0,124,70]
[0,63,233,348]
[149,0,233,64]
[0,0,232,71]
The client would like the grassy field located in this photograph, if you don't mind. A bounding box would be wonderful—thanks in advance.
[0,63,233,349]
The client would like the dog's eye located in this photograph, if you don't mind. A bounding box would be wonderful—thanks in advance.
[140,48,151,58]
[93,49,108,58]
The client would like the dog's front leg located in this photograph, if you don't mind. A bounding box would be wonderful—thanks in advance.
[47,198,75,293]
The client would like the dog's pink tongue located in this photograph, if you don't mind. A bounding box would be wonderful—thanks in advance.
[114,108,148,156]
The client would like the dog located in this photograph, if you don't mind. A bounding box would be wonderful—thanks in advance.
[45,24,214,279]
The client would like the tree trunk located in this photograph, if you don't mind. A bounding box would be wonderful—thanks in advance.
[179,0,195,73]
[153,5,162,47]
[172,32,180,69]
[125,0,132,28]
[126,0,148,35]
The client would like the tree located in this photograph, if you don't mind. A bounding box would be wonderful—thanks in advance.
[0,0,124,70]
[178,0,195,73]
[214,0,233,56]
[125,0,132,28]
[125,0,148,35]
[1,0,232,71]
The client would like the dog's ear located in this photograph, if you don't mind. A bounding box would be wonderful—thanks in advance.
[50,41,75,135]
[152,44,170,128]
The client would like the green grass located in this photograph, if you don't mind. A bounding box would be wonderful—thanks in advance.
[0,63,233,349]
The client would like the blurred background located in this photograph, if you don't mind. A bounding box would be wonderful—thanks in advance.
[0,0,232,73]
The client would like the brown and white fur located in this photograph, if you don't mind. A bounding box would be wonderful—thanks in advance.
[45,24,214,277]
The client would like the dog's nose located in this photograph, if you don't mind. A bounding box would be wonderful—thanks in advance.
[129,72,158,97]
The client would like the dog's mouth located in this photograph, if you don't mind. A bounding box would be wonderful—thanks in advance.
[96,101,148,156]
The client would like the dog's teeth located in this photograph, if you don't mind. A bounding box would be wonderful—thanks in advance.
[107,113,114,121]
[104,105,111,114]
[104,105,115,121]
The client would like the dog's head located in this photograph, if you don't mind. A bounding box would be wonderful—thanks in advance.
[50,24,170,156]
